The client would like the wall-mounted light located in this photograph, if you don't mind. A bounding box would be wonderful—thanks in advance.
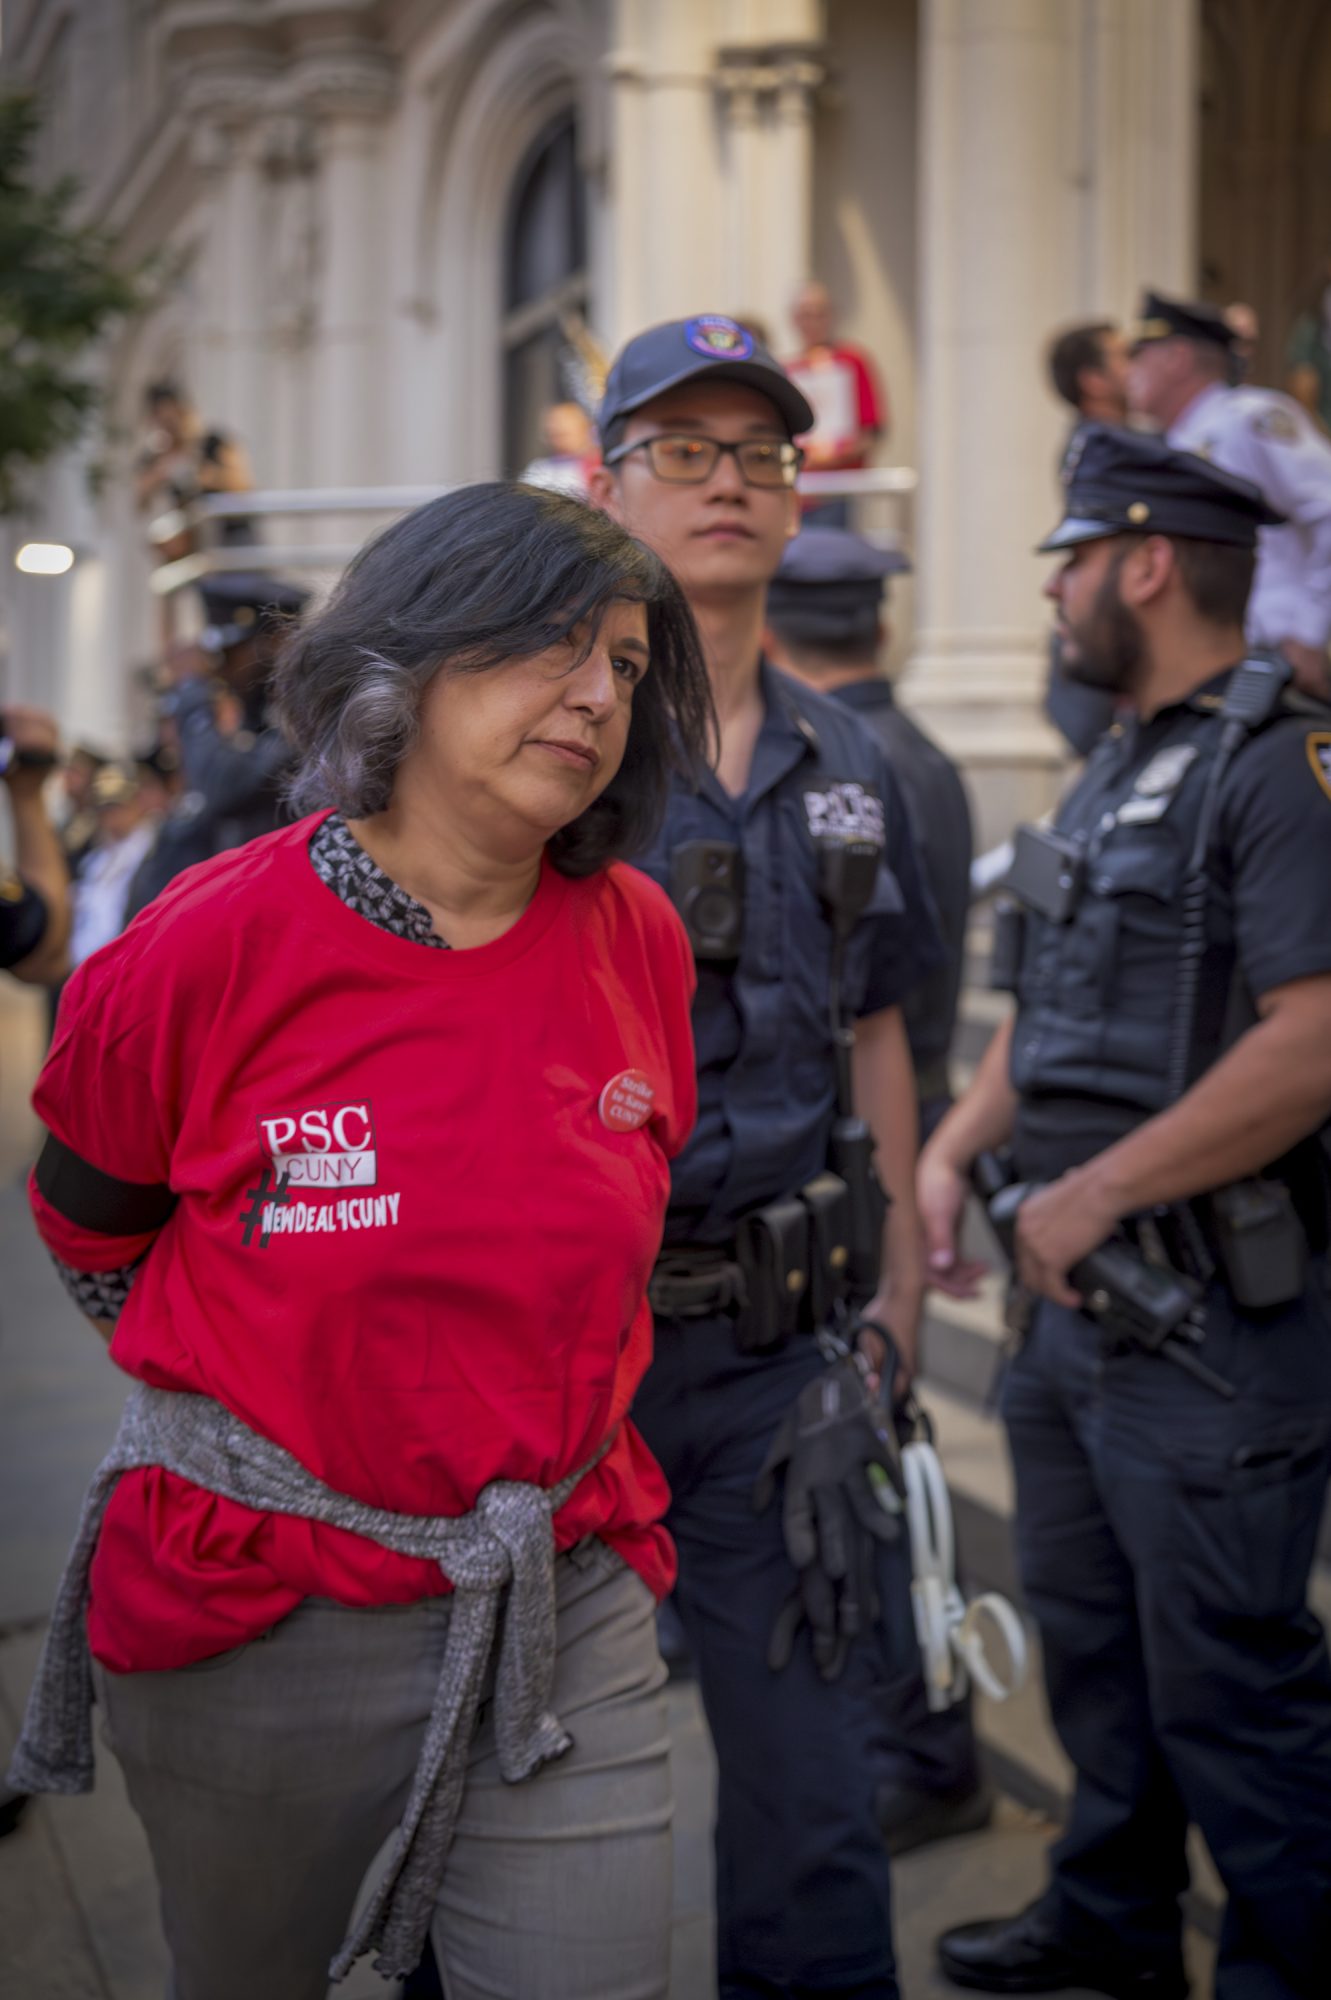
[15,542,76,576]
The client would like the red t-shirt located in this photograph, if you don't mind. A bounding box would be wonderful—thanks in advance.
[30,816,697,1671]
[786,342,886,465]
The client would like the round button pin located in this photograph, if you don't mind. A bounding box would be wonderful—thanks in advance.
[599,1069,655,1132]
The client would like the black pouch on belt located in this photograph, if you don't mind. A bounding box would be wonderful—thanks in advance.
[799,1171,852,1329]
[1205,1178,1308,1311]
[735,1198,810,1353]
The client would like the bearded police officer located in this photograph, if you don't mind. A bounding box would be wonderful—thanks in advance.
[1129,289,1331,699]
[918,427,1331,2000]
[590,317,943,1999]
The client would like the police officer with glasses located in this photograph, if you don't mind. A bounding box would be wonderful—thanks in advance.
[918,426,1331,2000]
[591,315,943,2000]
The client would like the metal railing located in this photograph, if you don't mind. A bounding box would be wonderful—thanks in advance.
[147,467,917,599]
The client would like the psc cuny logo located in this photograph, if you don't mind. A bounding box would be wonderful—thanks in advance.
[256,1102,378,1188]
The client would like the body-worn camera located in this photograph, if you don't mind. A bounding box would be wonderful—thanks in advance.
[669,840,745,961]
[1006,824,1086,925]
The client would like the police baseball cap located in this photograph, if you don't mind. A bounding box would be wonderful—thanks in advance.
[89,762,141,809]
[1037,425,1285,554]
[767,528,911,646]
[197,573,309,654]
[598,315,815,440]
[1129,289,1237,355]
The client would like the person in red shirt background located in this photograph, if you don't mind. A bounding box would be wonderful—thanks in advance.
[786,279,889,527]
[12,486,713,2000]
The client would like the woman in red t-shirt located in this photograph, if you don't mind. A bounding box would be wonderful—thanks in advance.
[19,487,712,2000]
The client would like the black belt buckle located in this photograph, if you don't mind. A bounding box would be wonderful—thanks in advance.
[648,1249,745,1321]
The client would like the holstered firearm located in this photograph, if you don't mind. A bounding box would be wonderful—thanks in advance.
[972,1153,1234,1398]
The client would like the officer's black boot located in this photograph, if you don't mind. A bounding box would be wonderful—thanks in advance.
[0,1784,29,1839]
[937,1900,1189,1997]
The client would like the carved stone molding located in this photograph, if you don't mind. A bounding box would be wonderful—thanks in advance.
[275,50,399,126]
[713,43,827,112]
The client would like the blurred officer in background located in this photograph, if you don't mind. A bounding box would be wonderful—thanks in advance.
[591,315,943,2000]
[920,428,1331,2000]
[765,530,973,1145]
[765,526,987,1857]
[1130,288,1331,698]
[128,573,307,913]
[68,765,156,968]
[0,705,67,985]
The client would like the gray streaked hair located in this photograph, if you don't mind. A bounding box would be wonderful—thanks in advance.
[273,482,714,876]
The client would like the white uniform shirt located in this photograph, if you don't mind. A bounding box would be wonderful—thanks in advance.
[1167,380,1331,652]
[69,822,156,967]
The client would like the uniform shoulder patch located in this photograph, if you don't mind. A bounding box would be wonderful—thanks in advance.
[1251,404,1300,445]
[1307,731,1331,802]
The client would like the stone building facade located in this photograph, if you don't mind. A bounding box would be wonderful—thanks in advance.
[2,0,1329,842]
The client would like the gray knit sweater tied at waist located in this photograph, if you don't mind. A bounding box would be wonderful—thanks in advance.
[7,1380,608,1983]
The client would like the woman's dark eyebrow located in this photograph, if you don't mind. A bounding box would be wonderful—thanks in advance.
[613,636,651,659]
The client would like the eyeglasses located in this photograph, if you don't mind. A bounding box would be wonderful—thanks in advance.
[603,433,803,489]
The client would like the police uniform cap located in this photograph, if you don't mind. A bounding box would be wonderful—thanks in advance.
[1037,424,1285,554]
[1129,289,1237,355]
[767,528,911,647]
[598,315,815,439]
[197,573,309,654]
[89,762,141,809]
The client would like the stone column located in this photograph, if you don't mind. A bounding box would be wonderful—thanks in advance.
[178,77,271,452]
[909,0,1198,848]
[604,0,825,343]
[295,52,397,488]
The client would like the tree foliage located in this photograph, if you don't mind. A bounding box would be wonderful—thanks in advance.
[0,91,144,512]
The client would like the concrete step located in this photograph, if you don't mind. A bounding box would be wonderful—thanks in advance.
[915,1370,1331,1944]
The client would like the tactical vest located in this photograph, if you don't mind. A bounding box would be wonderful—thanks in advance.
[1003,659,1324,1179]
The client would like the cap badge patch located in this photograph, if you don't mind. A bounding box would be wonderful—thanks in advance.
[599,1068,656,1132]
[1127,501,1151,524]
[1307,732,1331,803]
[1133,743,1198,799]
[684,315,754,360]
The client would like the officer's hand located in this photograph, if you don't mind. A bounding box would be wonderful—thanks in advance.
[754,1356,904,1682]
[917,1148,988,1300]
[2,706,59,797]
[1280,638,1330,701]
[856,1304,915,1400]
[1014,1169,1119,1307]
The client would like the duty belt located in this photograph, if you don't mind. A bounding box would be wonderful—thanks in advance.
[648,1247,746,1320]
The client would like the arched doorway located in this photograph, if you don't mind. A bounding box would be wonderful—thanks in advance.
[1199,0,1331,388]
[500,111,588,477]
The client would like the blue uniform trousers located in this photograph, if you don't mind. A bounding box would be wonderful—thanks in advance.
[634,1316,909,2000]
[1002,1279,1331,2000]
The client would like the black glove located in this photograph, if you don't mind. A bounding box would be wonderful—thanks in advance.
[753,1353,905,1682]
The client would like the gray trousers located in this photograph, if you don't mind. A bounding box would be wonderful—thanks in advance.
[93,1540,673,2000]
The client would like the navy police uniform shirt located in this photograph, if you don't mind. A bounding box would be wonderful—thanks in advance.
[828,677,973,1094]
[632,659,943,1243]
[1010,670,1331,1177]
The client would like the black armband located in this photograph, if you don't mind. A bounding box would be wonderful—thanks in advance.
[35,1133,177,1236]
